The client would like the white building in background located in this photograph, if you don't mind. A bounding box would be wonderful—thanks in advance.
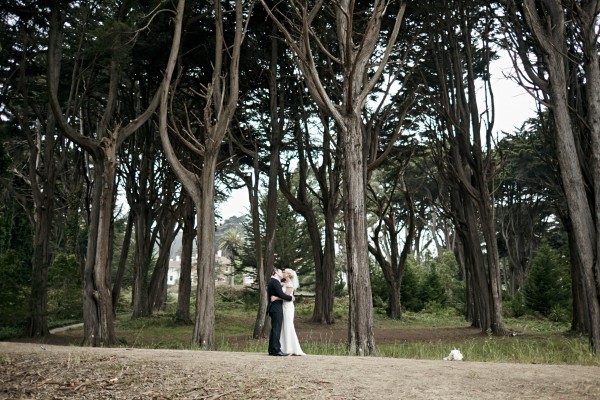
[167,251,254,287]
[167,256,182,285]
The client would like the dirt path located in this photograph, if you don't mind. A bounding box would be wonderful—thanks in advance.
[1,342,599,399]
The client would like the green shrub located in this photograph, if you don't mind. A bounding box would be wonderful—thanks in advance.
[504,291,527,318]
[524,244,571,319]
[0,325,25,341]
[48,253,82,321]
[369,264,388,309]
[0,250,30,327]
[400,263,422,312]
[334,271,347,297]
[420,267,448,307]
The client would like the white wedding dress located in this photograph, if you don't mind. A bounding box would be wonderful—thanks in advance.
[280,284,306,356]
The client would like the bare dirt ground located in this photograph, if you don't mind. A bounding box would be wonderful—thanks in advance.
[2,337,600,400]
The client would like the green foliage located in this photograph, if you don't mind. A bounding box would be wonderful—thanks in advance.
[0,250,30,328]
[524,244,571,321]
[125,301,597,365]
[503,291,527,318]
[0,200,33,264]
[48,253,82,320]
[273,198,314,289]
[11,293,598,365]
[399,251,461,313]
[0,325,25,341]
[114,289,134,315]
[239,193,314,291]
[420,267,448,307]
[400,261,422,311]
[369,263,388,308]
[0,123,12,176]
[334,270,348,297]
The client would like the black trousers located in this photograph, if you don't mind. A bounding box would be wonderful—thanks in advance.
[268,310,283,354]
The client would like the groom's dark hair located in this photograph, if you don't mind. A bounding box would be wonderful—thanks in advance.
[271,267,279,276]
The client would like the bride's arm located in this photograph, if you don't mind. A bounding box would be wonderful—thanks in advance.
[284,285,293,296]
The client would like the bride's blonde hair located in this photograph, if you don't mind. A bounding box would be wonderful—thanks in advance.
[284,268,299,289]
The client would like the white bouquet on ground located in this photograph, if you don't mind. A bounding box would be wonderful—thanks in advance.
[443,348,464,361]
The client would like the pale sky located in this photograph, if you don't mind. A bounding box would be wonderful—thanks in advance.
[488,53,538,135]
[218,188,249,221]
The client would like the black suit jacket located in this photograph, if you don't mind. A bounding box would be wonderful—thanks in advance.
[266,277,293,315]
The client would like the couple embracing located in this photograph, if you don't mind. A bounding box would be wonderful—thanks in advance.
[266,267,306,356]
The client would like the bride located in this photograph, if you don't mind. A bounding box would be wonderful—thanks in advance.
[271,268,306,356]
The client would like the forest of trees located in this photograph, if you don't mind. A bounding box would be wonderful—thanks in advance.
[0,0,599,356]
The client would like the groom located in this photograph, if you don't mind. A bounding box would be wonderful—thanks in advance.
[267,267,294,356]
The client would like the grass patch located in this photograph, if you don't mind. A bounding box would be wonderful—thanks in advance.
[114,314,193,349]
[0,325,25,341]
[7,291,599,366]
[376,335,598,365]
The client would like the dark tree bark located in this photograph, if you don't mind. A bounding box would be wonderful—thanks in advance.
[248,167,268,338]
[367,173,416,320]
[6,13,62,337]
[148,182,182,312]
[502,0,600,354]
[47,1,178,346]
[260,19,283,337]
[159,0,248,348]
[427,0,505,334]
[175,192,194,325]
[226,123,268,338]
[112,211,133,315]
[280,113,341,325]
[27,117,58,337]
[126,134,159,319]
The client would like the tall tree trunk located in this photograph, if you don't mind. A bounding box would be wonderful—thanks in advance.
[79,151,118,346]
[344,117,375,355]
[309,117,339,324]
[48,1,169,345]
[527,0,600,351]
[149,205,180,312]
[280,114,339,325]
[504,0,600,355]
[131,207,153,318]
[192,159,217,348]
[112,211,133,315]
[248,164,267,338]
[578,0,600,352]
[260,74,281,337]
[29,190,52,337]
[429,0,505,335]
[566,221,589,334]
[547,57,600,350]
[451,186,492,330]
[28,115,58,337]
[318,203,338,324]
[176,193,194,324]
[128,132,158,318]
[158,0,245,348]
[149,249,171,312]
[368,176,416,320]
[261,21,283,335]
[479,203,505,333]
[260,0,406,354]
